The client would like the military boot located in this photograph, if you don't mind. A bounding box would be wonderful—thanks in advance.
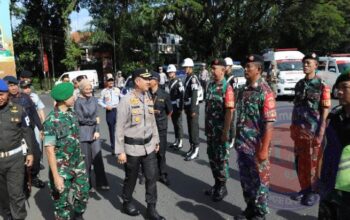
[72,212,84,220]
[173,139,183,150]
[183,144,194,157]
[234,205,255,220]
[204,179,219,196]
[147,203,165,220]
[212,182,228,202]
[185,146,199,161]
[169,139,178,148]
[122,202,140,216]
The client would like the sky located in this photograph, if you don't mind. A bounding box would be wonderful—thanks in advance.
[69,9,92,32]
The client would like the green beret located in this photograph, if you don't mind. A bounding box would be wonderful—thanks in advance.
[335,67,350,88]
[51,82,74,101]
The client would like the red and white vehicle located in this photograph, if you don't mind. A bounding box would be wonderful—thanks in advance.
[318,54,350,96]
[263,49,305,96]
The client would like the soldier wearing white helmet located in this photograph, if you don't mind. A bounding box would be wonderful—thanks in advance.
[167,64,184,150]
[182,58,200,161]
[224,57,236,149]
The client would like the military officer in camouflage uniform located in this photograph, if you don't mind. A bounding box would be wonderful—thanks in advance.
[182,58,200,161]
[0,79,34,220]
[290,53,331,206]
[267,61,278,98]
[167,64,184,150]
[234,55,276,220]
[43,83,89,220]
[116,68,165,220]
[204,59,234,202]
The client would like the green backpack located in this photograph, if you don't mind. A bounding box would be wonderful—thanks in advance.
[335,145,350,192]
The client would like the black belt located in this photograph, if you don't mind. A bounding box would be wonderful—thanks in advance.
[124,135,152,145]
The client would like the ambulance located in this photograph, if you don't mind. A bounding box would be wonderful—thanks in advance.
[263,49,305,96]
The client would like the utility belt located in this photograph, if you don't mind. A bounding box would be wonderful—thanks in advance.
[124,135,152,145]
[0,146,23,158]
[171,99,181,108]
[184,98,191,106]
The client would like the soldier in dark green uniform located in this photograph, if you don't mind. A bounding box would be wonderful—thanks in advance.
[43,83,89,220]
[290,53,331,206]
[0,79,34,220]
[234,55,276,220]
[150,71,173,186]
[204,59,235,202]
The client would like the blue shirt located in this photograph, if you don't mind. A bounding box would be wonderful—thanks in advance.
[98,87,120,109]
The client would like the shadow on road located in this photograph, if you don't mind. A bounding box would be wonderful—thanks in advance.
[166,165,241,217]
[276,209,317,220]
[176,201,227,220]
[33,181,55,219]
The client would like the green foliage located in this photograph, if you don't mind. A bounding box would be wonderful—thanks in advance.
[61,39,82,70]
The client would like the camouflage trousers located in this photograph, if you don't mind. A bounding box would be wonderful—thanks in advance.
[294,138,321,192]
[207,138,230,183]
[49,160,89,220]
[237,152,270,215]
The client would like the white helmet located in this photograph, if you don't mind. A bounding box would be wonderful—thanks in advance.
[167,64,177,73]
[182,58,194,67]
[224,57,233,66]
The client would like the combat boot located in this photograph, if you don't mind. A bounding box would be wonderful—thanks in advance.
[212,182,228,202]
[122,201,140,216]
[147,203,165,220]
[169,139,178,148]
[184,146,199,161]
[72,212,84,220]
[204,179,219,196]
[173,139,183,150]
[183,144,194,157]
[234,203,255,220]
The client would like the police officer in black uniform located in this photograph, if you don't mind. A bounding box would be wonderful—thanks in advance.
[0,79,34,220]
[167,64,184,150]
[3,76,45,189]
[182,58,200,161]
[150,71,173,186]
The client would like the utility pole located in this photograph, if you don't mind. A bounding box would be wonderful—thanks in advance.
[50,38,55,80]
[39,33,45,90]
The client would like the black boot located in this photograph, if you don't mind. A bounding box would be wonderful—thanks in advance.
[234,203,255,220]
[169,139,178,148]
[173,139,183,150]
[183,144,194,157]
[212,182,228,202]
[147,203,165,220]
[122,202,140,216]
[184,146,199,161]
[204,179,219,196]
[72,212,84,220]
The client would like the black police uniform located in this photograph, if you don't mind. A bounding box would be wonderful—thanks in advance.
[183,74,200,160]
[168,77,184,148]
[0,102,34,219]
[150,88,172,183]
[10,93,45,188]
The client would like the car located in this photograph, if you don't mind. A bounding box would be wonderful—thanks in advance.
[232,64,246,88]
[56,70,99,89]
[317,55,350,97]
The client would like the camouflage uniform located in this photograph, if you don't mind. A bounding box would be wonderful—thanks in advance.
[205,79,234,183]
[235,77,276,215]
[43,108,89,220]
[291,76,331,192]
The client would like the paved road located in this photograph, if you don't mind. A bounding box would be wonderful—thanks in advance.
[17,93,336,220]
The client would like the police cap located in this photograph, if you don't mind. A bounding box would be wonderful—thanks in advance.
[132,68,151,80]
[246,54,264,65]
[20,80,32,88]
[3,75,19,85]
[150,71,160,81]
[51,82,74,101]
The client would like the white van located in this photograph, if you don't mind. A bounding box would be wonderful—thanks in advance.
[263,49,305,96]
[318,55,350,96]
[56,70,99,89]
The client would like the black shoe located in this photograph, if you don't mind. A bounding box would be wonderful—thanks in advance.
[290,191,305,201]
[97,185,110,191]
[301,192,317,206]
[184,147,199,161]
[204,185,217,196]
[212,184,228,202]
[122,202,140,216]
[73,212,84,220]
[234,207,255,220]
[147,204,165,220]
[32,177,45,188]
[183,145,194,157]
[159,175,170,186]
